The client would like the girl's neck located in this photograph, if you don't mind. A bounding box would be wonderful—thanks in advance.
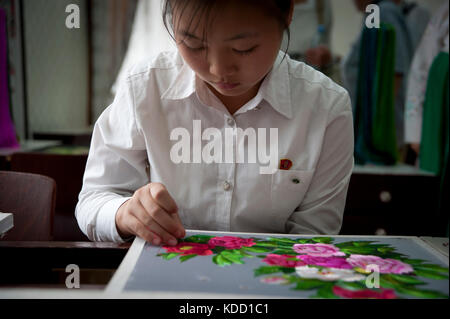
[207,80,263,115]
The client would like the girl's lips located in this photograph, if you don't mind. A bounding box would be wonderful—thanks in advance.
[215,82,240,90]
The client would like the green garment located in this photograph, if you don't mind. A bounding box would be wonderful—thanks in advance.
[419,51,449,176]
[372,24,398,162]
[419,51,449,236]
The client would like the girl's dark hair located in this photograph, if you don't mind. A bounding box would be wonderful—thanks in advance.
[162,0,292,55]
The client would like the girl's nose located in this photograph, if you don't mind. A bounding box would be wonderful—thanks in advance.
[208,51,238,79]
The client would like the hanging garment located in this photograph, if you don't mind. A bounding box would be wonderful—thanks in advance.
[0,8,19,148]
[354,23,398,165]
[419,51,449,175]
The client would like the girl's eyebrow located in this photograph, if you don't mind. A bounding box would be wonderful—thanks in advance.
[225,32,260,41]
[180,30,259,42]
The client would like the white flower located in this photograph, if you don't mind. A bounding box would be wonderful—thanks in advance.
[295,266,366,282]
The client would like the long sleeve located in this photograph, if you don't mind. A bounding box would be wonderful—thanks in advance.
[75,77,148,242]
[286,91,354,235]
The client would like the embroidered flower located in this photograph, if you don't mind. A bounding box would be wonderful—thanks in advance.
[297,255,353,269]
[295,266,366,282]
[332,286,397,299]
[260,276,290,285]
[208,236,256,249]
[293,243,346,257]
[262,254,306,268]
[163,242,213,256]
[346,255,414,274]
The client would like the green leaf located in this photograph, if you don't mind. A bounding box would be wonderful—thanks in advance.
[293,279,326,290]
[238,249,255,258]
[161,252,179,260]
[311,237,333,244]
[179,254,197,263]
[297,239,314,244]
[254,266,282,277]
[253,242,279,248]
[380,276,397,289]
[267,237,297,245]
[211,246,226,254]
[336,281,367,290]
[395,286,449,299]
[401,258,425,265]
[242,246,272,253]
[414,269,449,280]
[389,274,426,285]
[315,284,337,299]
[377,247,395,254]
[414,264,449,273]
[279,267,296,274]
[183,235,214,244]
[351,241,377,247]
[340,247,378,255]
[221,250,244,264]
[212,254,232,267]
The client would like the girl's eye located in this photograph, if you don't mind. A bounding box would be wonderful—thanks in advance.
[186,45,206,52]
[183,41,206,52]
[233,46,258,56]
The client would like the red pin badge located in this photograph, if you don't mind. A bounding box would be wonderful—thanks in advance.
[279,159,293,170]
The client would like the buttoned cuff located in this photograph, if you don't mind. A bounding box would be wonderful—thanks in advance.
[97,196,132,243]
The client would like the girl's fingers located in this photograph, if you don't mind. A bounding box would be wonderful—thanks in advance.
[131,200,179,245]
[171,213,186,238]
[125,213,162,245]
[141,186,185,238]
[148,183,178,214]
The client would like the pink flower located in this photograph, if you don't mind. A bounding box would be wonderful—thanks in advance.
[332,286,397,299]
[262,254,306,268]
[346,255,414,274]
[208,236,256,249]
[293,243,346,257]
[260,276,290,285]
[297,255,353,269]
[163,242,213,256]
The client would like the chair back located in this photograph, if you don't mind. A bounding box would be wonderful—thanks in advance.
[0,171,56,240]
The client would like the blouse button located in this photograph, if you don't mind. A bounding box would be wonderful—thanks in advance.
[223,181,232,191]
[227,118,235,126]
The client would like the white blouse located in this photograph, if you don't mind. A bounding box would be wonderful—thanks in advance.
[75,50,354,243]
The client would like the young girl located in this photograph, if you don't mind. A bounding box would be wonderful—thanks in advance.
[76,0,354,244]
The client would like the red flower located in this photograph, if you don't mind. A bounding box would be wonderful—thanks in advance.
[208,236,256,249]
[262,254,306,268]
[163,242,213,256]
[332,286,397,299]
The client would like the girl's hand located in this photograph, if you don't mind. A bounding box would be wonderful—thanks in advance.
[115,183,185,245]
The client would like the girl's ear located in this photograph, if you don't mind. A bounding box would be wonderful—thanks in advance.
[287,0,294,26]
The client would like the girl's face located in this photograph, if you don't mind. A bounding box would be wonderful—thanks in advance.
[173,1,289,110]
